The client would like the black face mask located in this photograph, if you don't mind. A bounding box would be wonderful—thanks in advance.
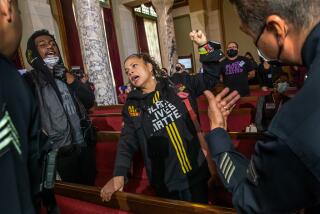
[227,49,238,58]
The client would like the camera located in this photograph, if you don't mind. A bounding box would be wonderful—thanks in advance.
[208,41,222,50]
[71,66,85,80]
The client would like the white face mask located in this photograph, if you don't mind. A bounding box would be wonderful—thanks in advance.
[43,56,60,69]
[277,82,289,94]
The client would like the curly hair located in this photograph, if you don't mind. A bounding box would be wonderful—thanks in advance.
[124,53,166,79]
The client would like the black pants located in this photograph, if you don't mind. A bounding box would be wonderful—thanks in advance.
[156,181,208,204]
[56,144,96,185]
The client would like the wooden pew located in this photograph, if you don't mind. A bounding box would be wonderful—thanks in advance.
[90,113,123,131]
[90,92,261,116]
[95,131,152,194]
[96,131,265,141]
[198,108,255,133]
[249,86,298,97]
[55,182,237,214]
[226,108,255,132]
[97,130,121,142]
[95,131,121,186]
[197,95,259,111]
[90,104,124,114]
[236,96,259,108]
[90,107,255,133]
[249,85,260,91]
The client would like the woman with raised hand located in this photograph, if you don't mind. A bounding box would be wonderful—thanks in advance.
[100,30,238,203]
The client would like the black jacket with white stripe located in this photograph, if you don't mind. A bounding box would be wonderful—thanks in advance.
[0,55,39,214]
[206,23,320,214]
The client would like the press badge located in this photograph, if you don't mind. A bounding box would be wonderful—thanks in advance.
[266,103,276,109]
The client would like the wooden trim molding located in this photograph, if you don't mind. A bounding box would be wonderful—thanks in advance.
[49,0,71,68]
[90,112,122,117]
[199,107,254,115]
[93,104,124,110]
[96,130,265,142]
[218,0,226,49]
[173,0,189,9]
[97,131,121,142]
[55,182,236,214]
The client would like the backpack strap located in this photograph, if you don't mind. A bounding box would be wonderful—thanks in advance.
[177,91,218,179]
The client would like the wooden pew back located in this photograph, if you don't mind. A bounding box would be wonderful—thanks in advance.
[55,182,237,214]
[90,104,124,114]
[199,108,255,133]
[90,113,123,131]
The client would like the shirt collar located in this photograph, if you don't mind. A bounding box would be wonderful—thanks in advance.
[301,22,320,69]
[127,78,167,100]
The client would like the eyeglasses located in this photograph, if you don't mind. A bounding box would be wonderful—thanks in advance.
[37,40,57,49]
[254,23,276,62]
[255,23,266,47]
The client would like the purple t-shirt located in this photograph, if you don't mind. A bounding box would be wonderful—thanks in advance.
[220,56,254,96]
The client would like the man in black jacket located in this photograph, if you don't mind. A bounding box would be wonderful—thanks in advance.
[24,30,96,187]
[0,0,38,213]
[204,0,320,213]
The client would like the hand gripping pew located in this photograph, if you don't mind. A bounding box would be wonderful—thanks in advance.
[54,182,237,214]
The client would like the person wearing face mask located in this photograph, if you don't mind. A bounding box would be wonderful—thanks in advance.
[175,63,187,74]
[255,72,290,132]
[202,0,320,213]
[219,42,256,96]
[23,30,96,191]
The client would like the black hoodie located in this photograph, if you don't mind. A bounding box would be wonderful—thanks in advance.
[113,51,222,192]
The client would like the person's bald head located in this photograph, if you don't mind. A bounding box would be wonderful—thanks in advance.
[0,0,22,58]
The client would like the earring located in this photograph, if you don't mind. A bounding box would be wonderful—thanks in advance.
[152,76,155,80]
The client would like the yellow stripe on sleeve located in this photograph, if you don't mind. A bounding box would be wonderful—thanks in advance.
[168,123,191,172]
[166,125,187,174]
[172,123,192,170]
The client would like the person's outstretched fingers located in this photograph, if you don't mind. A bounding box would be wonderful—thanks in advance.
[215,87,230,102]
